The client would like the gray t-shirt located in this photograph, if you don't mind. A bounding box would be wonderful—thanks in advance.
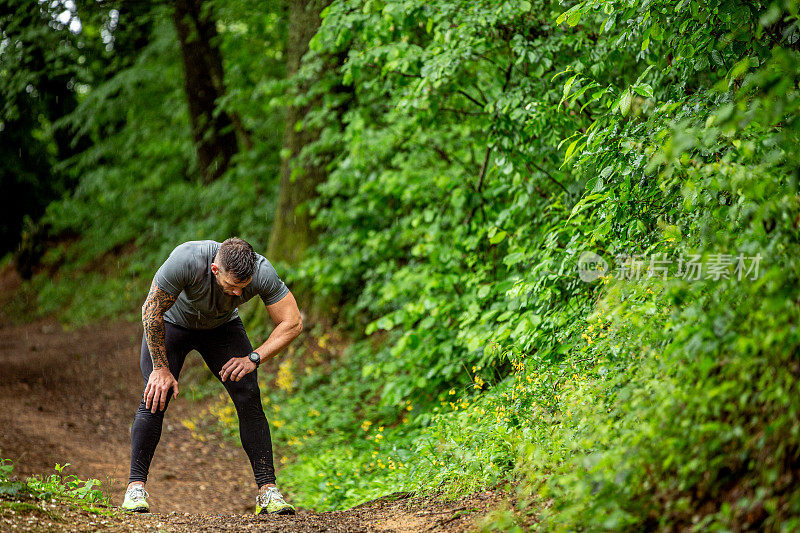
[153,240,290,330]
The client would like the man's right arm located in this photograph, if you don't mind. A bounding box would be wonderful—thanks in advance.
[142,279,178,370]
[141,279,179,413]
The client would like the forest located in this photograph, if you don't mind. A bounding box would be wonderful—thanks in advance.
[2,0,800,530]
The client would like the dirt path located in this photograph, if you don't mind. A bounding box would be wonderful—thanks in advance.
[0,318,258,514]
[0,286,505,531]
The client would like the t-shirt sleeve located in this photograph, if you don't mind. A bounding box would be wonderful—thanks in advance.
[256,258,290,306]
[153,244,195,296]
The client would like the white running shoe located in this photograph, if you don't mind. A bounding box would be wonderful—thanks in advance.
[121,485,150,513]
[255,486,295,515]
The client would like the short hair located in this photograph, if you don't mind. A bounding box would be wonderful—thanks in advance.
[217,237,257,282]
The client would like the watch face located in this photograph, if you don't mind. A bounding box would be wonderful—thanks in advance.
[249,353,259,363]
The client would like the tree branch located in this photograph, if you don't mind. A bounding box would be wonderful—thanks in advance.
[430,143,452,165]
[456,89,487,109]
[476,145,492,193]
[525,160,569,194]
[465,146,492,226]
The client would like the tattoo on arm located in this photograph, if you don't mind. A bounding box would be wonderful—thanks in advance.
[142,280,178,371]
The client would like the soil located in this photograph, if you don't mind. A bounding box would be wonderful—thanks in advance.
[0,269,508,531]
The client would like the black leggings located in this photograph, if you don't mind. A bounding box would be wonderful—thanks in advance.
[128,317,275,487]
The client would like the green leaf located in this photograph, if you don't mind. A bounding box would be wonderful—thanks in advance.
[564,139,580,163]
[651,22,663,40]
[635,65,655,85]
[557,132,579,150]
[562,74,578,102]
[556,6,580,25]
[595,219,611,235]
[633,84,653,98]
[551,67,573,83]
[568,192,608,219]
[489,229,507,244]
[619,90,632,116]
[376,316,394,331]
[503,252,526,266]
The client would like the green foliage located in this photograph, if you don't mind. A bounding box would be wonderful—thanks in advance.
[9,0,289,322]
[0,0,84,254]
[8,0,800,528]
[186,330,416,510]
[0,458,109,514]
[254,0,800,526]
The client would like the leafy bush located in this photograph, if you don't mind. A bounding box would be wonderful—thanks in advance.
[0,458,109,514]
[247,0,800,527]
[11,0,800,528]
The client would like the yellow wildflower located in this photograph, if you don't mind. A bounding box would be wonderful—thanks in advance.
[276,360,295,392]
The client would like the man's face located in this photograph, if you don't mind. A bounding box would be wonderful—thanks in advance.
[211,263,251,296]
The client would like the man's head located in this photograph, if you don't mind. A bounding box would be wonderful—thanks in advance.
[211,237,257,296]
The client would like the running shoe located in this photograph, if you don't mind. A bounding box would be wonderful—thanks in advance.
[121,485,150,513]
[255,486,295,515]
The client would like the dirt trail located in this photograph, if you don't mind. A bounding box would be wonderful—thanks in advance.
[0,274,504,531]
[0,318,259,513]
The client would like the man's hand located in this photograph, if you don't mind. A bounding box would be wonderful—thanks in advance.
[144,367,179,413]
[220,356,257,382]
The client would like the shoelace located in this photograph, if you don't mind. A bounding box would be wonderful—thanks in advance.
[128,486,149,501]
[258,487,282,507]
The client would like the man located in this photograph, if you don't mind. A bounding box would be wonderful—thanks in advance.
[121,238,302,515]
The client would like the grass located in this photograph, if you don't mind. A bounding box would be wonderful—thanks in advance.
[0,500,62,522]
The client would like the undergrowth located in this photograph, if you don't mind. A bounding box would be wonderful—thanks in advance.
[0,458,114,517]
[7,0,800,530]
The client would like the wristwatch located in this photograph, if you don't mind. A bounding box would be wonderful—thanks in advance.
[248,351,261,368]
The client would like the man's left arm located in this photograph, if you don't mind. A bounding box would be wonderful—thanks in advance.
[219,291,303,382]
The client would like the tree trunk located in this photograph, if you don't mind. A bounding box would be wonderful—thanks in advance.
[172,0,246,183]
[267,0,333,265]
